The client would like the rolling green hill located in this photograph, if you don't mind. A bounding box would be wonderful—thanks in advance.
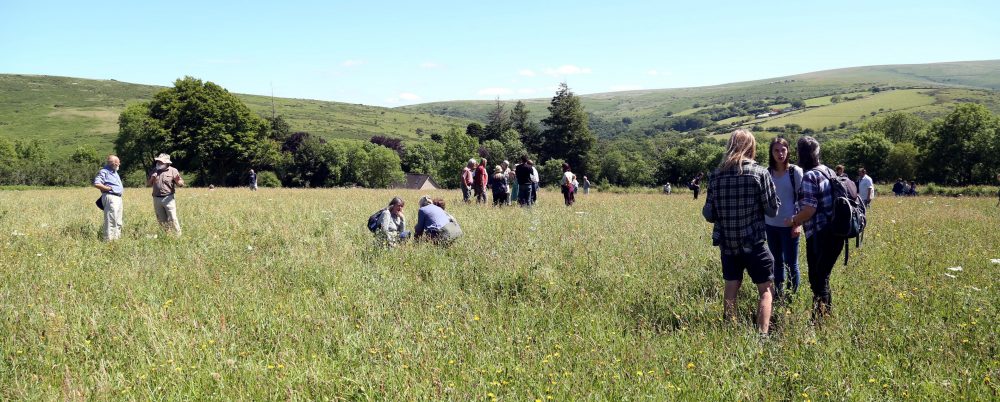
[0,75,474,157]
[403,60,1000,137]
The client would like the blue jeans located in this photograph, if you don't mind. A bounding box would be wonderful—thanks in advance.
[765,224,800,293]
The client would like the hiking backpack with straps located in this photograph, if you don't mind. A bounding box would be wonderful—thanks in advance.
[818,167,867,265]
[367,208,387,233]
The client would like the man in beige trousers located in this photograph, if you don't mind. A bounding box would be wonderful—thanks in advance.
[93,155,124,241]
[147,153,185,235]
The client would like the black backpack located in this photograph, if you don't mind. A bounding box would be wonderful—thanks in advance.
[367,208,387,233]
[818,167,867,264]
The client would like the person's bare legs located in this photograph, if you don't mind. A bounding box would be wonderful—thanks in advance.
[756,281,774,334]
[723,280,741,323]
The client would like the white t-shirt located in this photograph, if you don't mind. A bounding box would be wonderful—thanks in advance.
[561,171,575,186]
[530,167,540,183]
[858,175,874,200]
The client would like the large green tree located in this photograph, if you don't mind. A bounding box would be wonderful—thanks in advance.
[437,127,478,188]
[540,83,595,175]
[511,100,542,155]
[482,99,511,142]
[116,77,280,186]
[919,103,999,185]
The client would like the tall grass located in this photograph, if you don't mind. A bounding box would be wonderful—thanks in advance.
[0,189,997,399]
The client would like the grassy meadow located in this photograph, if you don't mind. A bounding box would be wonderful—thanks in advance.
[1,188,998,400]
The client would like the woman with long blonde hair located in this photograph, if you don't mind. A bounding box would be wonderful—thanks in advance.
[702,129,780,335]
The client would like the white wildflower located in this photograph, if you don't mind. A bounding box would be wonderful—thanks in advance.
[946,266,962,272]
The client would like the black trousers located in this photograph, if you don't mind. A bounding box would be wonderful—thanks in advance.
[806,228,844,307]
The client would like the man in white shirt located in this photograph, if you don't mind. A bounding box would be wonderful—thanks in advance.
[857,168,874,208]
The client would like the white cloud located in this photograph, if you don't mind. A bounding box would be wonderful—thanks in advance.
[516,88,537,95]
[544,65,592,76]
[420,61,443,69]
[477,87,514,96]
[518,69,537,77]
[341,59,365,67]
[609,85,644,91]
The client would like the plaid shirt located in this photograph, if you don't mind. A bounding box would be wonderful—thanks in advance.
[702,160,780,255]
[798,165,835,238]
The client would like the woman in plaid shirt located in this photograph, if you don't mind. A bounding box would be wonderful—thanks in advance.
[785,136,842,318]
[702,129,780,335]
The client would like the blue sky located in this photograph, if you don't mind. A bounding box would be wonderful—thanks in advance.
[2,0,998,106]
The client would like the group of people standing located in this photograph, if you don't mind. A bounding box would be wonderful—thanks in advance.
[93,153,185,241]
[703,130,859,336]
[460,155,589,207]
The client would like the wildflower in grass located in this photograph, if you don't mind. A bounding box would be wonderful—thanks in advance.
[687,362,695,369]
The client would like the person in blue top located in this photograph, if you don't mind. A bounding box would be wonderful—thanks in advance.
[764,137,803,300]
[92,155,124,241]
[414,196,463,244]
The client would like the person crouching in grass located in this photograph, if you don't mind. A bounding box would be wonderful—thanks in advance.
[702,129,780,335]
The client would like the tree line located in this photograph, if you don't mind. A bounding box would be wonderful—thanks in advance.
[0,77,997,189]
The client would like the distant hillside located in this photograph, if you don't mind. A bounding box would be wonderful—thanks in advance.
[0,75,473,157]
[402,60,1000,138]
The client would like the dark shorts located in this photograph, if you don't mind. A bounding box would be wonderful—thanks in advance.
[720,242,774,284]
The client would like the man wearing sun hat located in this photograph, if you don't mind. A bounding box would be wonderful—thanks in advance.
[146,153,185,235]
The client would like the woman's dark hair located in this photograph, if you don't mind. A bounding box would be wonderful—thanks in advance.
[388,197,404,208]
[796,136,822,170]
[768,137,790,171]
[433,198,446,209]
[562,162,570,172]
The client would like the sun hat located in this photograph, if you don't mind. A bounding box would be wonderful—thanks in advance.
[153,153,172,165]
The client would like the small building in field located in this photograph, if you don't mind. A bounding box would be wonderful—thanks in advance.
[393,174,440,190]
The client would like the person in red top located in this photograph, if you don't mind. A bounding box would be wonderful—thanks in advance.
[473,158,489,204]
[461,159,476,203]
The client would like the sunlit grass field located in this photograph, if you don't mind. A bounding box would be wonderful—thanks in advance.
[1,188,997,400]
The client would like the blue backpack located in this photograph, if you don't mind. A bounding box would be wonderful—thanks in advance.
[367,209,386,233]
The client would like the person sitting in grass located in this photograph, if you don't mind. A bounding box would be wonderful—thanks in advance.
[702,129,779,336]
[415,196,462,244]
[377,197,409,247]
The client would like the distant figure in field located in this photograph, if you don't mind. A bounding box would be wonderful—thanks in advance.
[147,153,185,235]
[376,197,408,247]
[93,154,124,241]
[560,162,577,206]
[248,169,257,191]
[702,129,779,335]
[786,136,842,319]
[530,160,541,204]
[857,168,874,208]
[461,159,476,203]
[835,165,846,178]
[690,172,703,200]
[663,183,672,194]
[490,165,509,207]
[892,178,905,196]
[515,155,534,206]
[474,158,489,204]
[582,176,591,194]
[765,137,803,299]
[415,195,463,244]
[907,181,918,196]
[502,160,514,205]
